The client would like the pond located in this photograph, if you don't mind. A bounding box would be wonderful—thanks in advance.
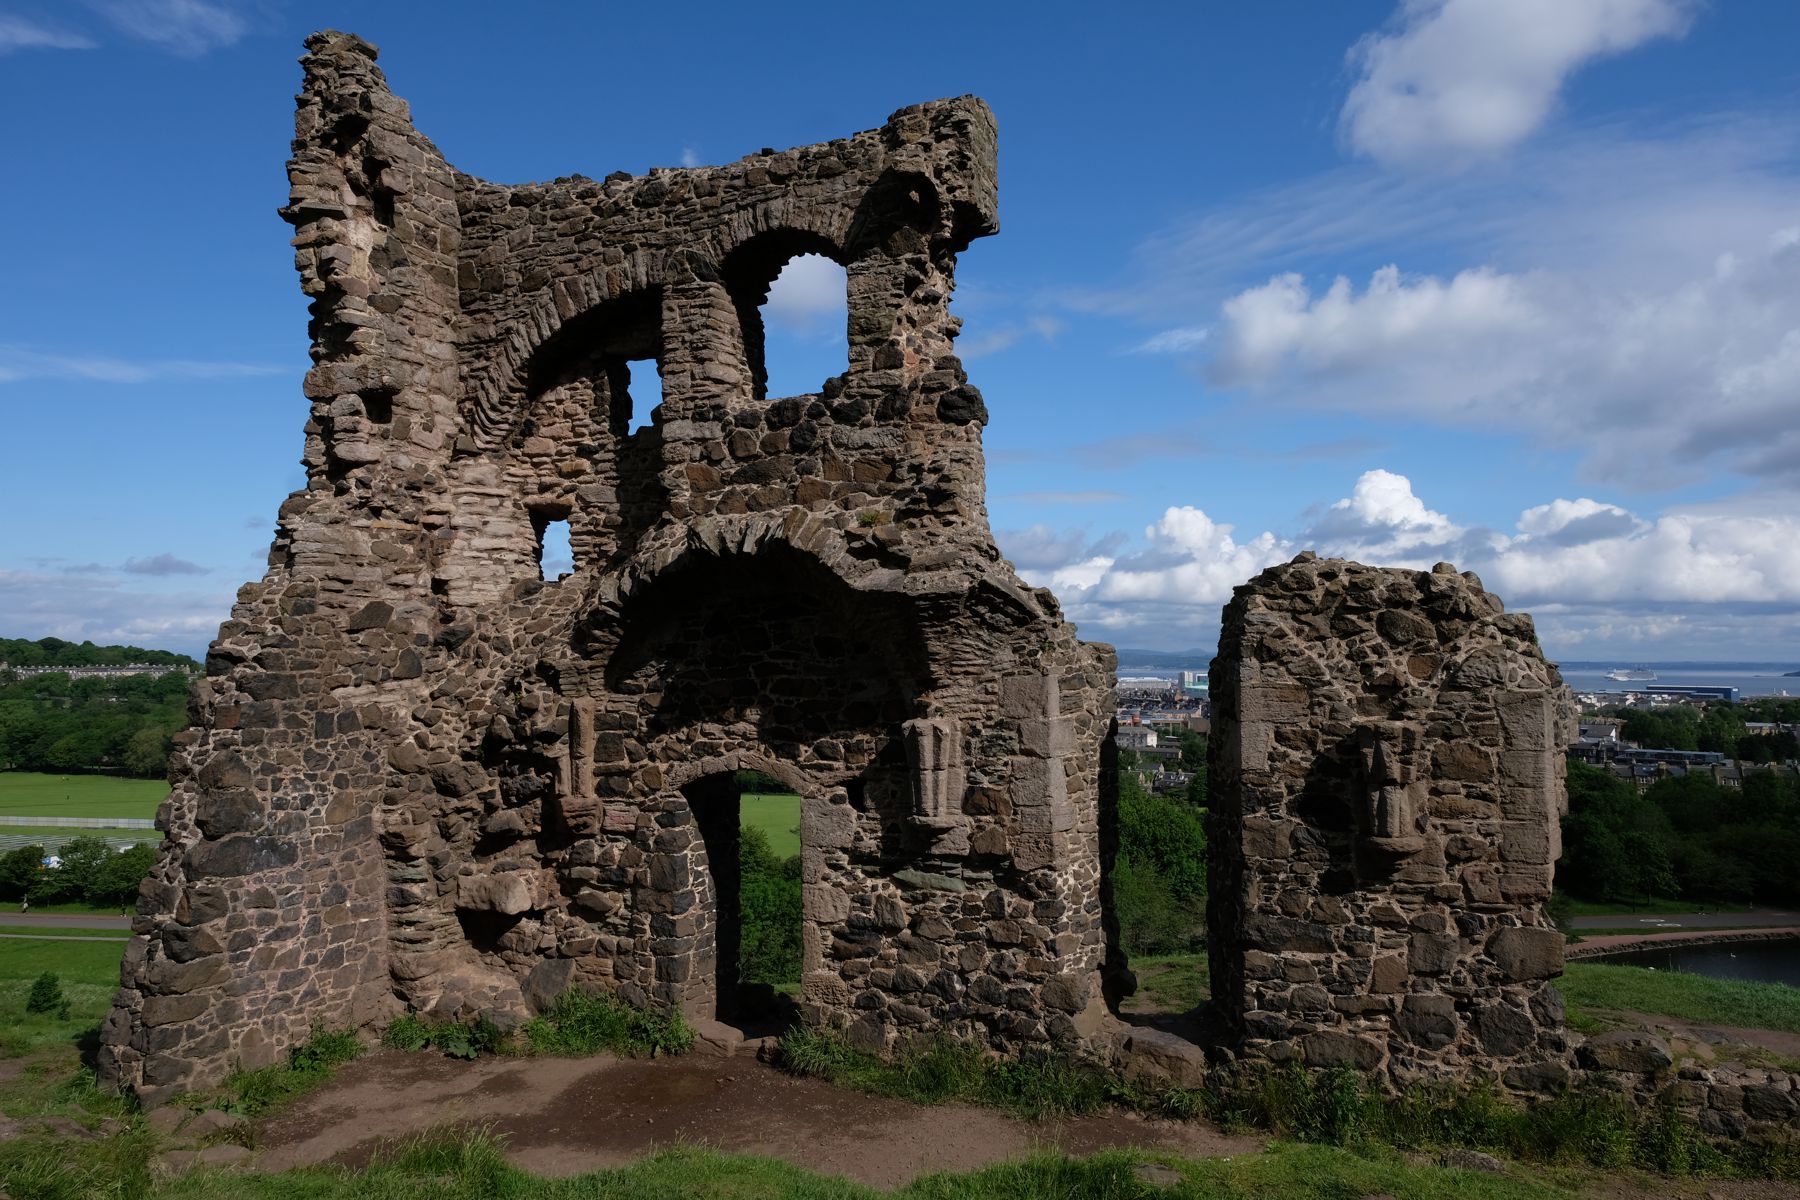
[1588,937,1800,987]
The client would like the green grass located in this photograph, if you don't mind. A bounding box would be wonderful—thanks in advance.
[740,791,800,859]
[136,1133,1580,1200]
[520,989,695,1058]
[0,925,128,938]
[778,1027,1121,1119]
[1129,951,1209,1014]
[0,771,166,819]
[1558,962,1800,1033]
[0,930,127,1060]
[1564,897,1755,918]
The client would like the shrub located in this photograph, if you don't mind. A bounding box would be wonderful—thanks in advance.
[24,972,68,1018]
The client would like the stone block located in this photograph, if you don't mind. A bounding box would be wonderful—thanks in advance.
[1487,926,1563,981]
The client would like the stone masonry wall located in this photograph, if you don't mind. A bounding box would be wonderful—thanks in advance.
[1208,555,1578,1092]
[100,31,1116,1104]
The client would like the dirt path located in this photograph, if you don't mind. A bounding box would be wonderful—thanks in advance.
[1570,910,1800,931]
[252,1049,1264,1189]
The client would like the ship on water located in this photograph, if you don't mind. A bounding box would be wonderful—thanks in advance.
[1606,666,1658,682]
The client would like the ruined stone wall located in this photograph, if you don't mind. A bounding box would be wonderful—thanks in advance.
[1207,555,1577,1092]
[101,31,1116,1104]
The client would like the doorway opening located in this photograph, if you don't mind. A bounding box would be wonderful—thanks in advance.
[679,769,803,1028]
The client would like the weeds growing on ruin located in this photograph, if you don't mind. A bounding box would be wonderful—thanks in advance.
[381,1011,505,1059]
[220,1026,364,1116]
[520,988,695,1058]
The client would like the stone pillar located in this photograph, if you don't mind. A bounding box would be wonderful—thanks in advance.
[1208,555,1575,1091]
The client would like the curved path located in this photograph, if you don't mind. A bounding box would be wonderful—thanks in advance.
[1567,926,1800,959]
[1570,910,1800,930]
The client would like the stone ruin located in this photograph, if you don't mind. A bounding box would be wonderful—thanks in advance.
[100,31,1117,1103]
[1207,556,1575,1092]
[100,31,1587,1108]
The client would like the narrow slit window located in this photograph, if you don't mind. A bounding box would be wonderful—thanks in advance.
[538,518,573,581]
[624,359,661,434]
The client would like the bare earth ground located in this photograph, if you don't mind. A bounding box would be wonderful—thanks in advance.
[252,1049,1265,1189]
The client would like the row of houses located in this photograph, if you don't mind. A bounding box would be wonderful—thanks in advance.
[0,662,186,680]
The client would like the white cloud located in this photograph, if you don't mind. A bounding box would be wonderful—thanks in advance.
[0,569,229,658]
[958,315,1067,360]
[0,15,95,53]
[0,345,283,385]
[123,553,207,577]
[762,254,846,336]
[1004,470,1800,659]
[1203,223,1800,489]
[1302,468,1465,562]
[1342,0,1696,167]
[680,146,701,168]
[96,0,247,55]
[1135,326,1209,354]
[1210,265,1537,381]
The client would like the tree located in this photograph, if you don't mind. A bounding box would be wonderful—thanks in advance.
[122,725,172,779]
[30,835,113,905]
[0,844,46,901]
[91,843,156,909]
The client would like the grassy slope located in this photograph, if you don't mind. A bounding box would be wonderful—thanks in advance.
[0,772,166,819]
[741,791,801,859]
[1559,962,1800,1033]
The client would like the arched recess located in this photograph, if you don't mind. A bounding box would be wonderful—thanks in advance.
[590,543,935,1023]
[505,287,668,568]
[721,230,847,402]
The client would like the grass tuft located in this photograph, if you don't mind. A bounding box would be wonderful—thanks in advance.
[521,988,695,1058]
[220,1026,365,1117]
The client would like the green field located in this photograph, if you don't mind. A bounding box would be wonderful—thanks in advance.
[1559,961,1800,1033]
[0,772,167,820]
[742,791,801,859]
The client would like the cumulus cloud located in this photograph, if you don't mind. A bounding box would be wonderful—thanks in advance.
[1301,468,1466,562]
[997,525,1126,573]
[123,554,207,576]
[1203,226,1800,488]
[0,15,95,53]
[95,0,246,55]
[1211,264,1537,382]
[1006,469,1800,658]
[1342,0,1696,167]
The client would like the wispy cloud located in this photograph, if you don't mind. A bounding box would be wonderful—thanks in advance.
[0,569,229,659]
[0,344,283,385]
[0,15,95,53]
[680,146,701,168]
[123,553,207,577]
[958,315,1066,360]
[1001,490,1130,505]
[93,0,247,55]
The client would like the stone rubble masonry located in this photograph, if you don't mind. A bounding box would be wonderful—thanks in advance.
[1207,554,1579,1090]
[98,30,1117,1104]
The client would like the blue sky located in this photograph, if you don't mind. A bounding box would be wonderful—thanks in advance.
[2,0,1798,663]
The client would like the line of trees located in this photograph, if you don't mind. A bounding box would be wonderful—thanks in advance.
[1113,731,1209,956]
[0,637,194,669]
[0,837,155,909]
[1559,759,1800,906]
[0,667,190,777]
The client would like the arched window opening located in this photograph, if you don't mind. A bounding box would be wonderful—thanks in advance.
[760,254,847,401]
[724,234,847,403]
